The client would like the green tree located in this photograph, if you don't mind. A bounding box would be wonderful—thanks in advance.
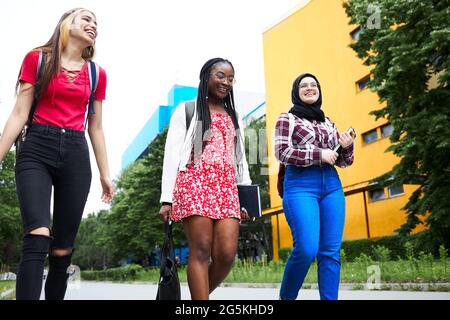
[344,0,450,247]
[104,128,185,266]
[72,210,112,270]
[242,117,273,261]
[244,117,270,209]
[0,151,22,269]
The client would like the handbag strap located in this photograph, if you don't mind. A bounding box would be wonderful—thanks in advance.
[161,220,174,260]
[159,221,175,276]
[26,51,47,127]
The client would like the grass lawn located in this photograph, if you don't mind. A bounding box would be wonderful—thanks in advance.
[0,281,15,300]
[83,256,450,291]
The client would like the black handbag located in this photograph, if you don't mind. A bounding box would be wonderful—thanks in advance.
[156,221,181,300]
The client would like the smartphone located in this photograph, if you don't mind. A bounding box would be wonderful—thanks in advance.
[334,127,356,152]
[348,127,356,138]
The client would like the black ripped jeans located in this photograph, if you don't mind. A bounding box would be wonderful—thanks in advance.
[15,123,92,300]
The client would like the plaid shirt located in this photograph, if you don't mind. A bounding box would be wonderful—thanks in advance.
[275,113,354,168]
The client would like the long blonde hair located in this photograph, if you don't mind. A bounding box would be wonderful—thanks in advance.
[17,8,96,99]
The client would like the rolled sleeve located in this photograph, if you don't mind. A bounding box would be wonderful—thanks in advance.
[19,51,39,85]
[274,113,322,167]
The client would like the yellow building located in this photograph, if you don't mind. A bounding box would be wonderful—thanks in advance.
[262,0,424,260]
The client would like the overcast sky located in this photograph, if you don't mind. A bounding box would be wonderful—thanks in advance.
[0,0,301,216]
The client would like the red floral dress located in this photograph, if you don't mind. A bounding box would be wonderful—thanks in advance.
[171,113,240,222]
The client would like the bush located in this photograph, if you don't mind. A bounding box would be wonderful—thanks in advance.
[340,249,347,263]
[341,231,443,262]
[278,248,291,262]
[372,245,391,262]
[81,264,143,281]
[439,245,448,261]
[354,252,373,266]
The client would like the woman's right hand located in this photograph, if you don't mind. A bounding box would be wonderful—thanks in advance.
[159,204,172,222]
[321,149,339,165]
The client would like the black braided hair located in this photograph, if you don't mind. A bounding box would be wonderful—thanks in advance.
[195,58,240,153]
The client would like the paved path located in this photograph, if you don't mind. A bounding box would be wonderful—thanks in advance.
[39,281,450,300]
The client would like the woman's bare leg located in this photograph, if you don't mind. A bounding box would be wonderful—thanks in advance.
[209,218,240,293]
[183,216,214,300]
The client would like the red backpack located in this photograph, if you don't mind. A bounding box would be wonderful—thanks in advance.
[277,163,286,198]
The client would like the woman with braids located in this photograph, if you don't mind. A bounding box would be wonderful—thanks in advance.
[159,58,252,300]
[0,8,114,299]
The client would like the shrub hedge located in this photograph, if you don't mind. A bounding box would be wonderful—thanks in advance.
[81,264,143,281]
[278,231,445,262]
[340,231,443,262]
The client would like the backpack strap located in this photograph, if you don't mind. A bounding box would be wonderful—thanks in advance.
[84,60,99,129]
[87,60,99,115]
[27,51,47,127]
[184,101,195,131]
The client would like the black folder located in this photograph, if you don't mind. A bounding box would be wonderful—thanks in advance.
[237,184,261,220]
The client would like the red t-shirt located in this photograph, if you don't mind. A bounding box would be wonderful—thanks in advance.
[19,50,107,131]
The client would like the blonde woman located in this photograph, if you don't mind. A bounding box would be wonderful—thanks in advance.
[0,8,114,300]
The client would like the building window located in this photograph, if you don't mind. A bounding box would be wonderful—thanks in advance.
[389,185,404,197]
[356,75,371,91]
[430,53,444,68]
[381,123,394,138]
[369,188,386,202]
[350,27,362,41]
[363,129,378,144]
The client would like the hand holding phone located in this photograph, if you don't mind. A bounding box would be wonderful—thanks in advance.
[334,127,356,152]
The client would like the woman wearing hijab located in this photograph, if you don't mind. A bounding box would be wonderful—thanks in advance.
[274,73,355,300]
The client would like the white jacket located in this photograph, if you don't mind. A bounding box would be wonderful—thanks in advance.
[160,101,252,203]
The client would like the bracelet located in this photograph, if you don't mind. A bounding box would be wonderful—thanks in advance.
[162,202,172,206]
